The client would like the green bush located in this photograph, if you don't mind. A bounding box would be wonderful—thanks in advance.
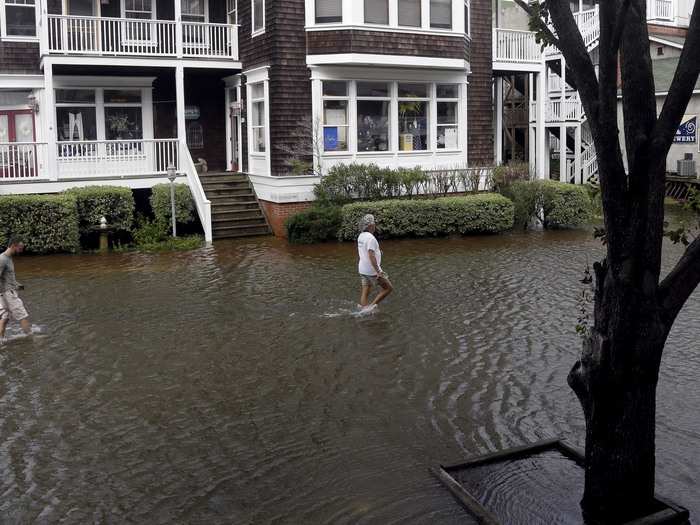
[0,194,80,253]
[501,180,593,229]
[285,205,343,244]
[492,161,531,192]
[150,184,196,227]
[338,194,514,240]
[65,186,134,234]
[500,180,543,229]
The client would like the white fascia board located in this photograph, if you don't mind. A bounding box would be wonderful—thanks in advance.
[305,24,466,39]
[308,65,469,83]
[244,65,271,84]
[0,74,45,89]
[0,175,187,195]
[307,53,469,70]
[54,75,157,88]
[42,56,241,70]
[649,36,685,49]
[248,173,322,203]
[493,61,543,73]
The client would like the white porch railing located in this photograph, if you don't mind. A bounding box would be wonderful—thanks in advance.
[545,95,584,122]
[0,143,48,180]
[582,143,598,181]
[45,15,238,59]
[56,139,179,179]
[179,142,212,242]
[493,28,541,64]
[648,0,674,20]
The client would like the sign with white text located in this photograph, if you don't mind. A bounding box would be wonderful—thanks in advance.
[674,115,697,143]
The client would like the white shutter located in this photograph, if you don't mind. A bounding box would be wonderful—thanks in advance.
[364,0,389,24]
[430,0,452,28]
[316,0,342,22]
[398,0,421,26]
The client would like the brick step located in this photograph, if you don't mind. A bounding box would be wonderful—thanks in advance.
[213,224,271,239]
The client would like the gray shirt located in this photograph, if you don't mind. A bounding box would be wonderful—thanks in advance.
[0,253,18,294]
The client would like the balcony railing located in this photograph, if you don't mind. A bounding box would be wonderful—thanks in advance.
[44,15,238,59]
[529,96,585,123]
[493,28,541,64]
[648,0,674,20]
[0,143,47,180]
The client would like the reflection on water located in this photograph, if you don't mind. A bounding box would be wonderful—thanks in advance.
[0,231,698,524]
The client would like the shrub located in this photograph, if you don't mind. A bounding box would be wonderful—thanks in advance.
[492,161,531,192]
[501,180,593,229]
[133,216,168,245]
[150,184,196,227]
[338,194,514,240]
[65,186,135,234]
[0,194,80,253]
[285,205,343,244]
[500,180,544,229]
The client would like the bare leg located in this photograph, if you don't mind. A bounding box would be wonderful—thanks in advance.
[19,318,31,335]
[370,277,393,307]
[360,285,371,307]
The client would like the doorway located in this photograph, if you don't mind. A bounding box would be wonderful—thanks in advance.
[0,109,37,178]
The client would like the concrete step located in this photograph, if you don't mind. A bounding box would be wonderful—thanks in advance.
[212,216,267,226]
[205,188,256,197]
[213,224,271,239]
[200,172,247,180]
[201,181,251,191]
[212,209,265,220]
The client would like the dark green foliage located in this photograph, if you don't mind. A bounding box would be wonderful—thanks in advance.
[65,186,135,234]
[150,184,196,227]
[0,194,80,253]
[492,161,531,192]
[338,194,515,240]
[285,206,343,244]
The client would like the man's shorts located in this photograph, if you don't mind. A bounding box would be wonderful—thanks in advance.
[360,273,391,288]
[0,291,29,321]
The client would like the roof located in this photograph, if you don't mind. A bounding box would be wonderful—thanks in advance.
[652,57,700,93]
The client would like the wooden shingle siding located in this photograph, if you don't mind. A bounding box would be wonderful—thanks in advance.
[307,30,470,61]
[467,0,493,165]
[0,41,41,75]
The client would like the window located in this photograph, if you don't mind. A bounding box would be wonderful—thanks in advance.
[430,0,452,29]
[322,81,349,152]
[227,0,237,24]
[465,0,470,36]
[55,89,98,143]
[316,0,341,24]
[357,82,390,152]
[436,84,459,149]
[181,0,205,22]
[398,0,421,27]
[3,0,37,37]
[123,0,155,42]
[657,46,664,56]
[252,0,264,33]
[398,83,429,151]
[365,0,389,24]
[104,90,143,141]
[250,83,266,153]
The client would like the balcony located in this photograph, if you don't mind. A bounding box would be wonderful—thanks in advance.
[42,15,238,60]
[493,29,541,71]
[648,0,674,20]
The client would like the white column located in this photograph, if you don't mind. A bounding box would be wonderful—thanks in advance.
[175,65,186,145]
[559,57,567,182]
[495,76,503,165]
[44,61,58,181]
[311,77,323,175]
[536,67,546,179]
[575,123,582,184]
[175,0,183,58]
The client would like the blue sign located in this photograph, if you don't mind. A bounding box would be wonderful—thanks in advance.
[324,127,339,150]
[674,115,697,143]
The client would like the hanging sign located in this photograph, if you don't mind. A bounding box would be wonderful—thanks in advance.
[324,127,339,150]
[185,105,200,120]
[674,115,697,143]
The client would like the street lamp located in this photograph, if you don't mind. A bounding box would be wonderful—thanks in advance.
[167,164,177,238]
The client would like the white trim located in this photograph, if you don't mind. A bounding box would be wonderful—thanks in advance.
[0,0,39,39]
[305,23,463,38]
[251,0,265,36]
[307,53,469,70]
[243,65,270,83]
[41,56,242,69]
[309,64,469,83]
[1,36,39,42]
[0,74,44,89]
[649,35,685,49]
[248,173,322,203]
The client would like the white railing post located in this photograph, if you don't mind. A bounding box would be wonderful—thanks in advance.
[175,0,183,58]
[43,63,58,181]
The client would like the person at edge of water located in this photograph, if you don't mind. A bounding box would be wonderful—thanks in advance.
[357,214,393,311]
[0,237,32,345]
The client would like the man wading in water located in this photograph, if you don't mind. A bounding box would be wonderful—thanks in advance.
[357,214,393,311]
[0,238,32,344]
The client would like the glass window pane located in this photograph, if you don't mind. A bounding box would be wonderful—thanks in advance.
[56,89,95,104]
[323,81,347,97]
[105,107,143,140]
[6,6,36,36]
[437,101,457,124]
[56,107,98,141]
[357,82,389,97]
[437,84,459,98]
[398,101,428,151]
[398,0,421,26]
[253,127,266,152]
[438,126,458,149]
[0,116,9,143]
[316,0,342,23]
[250,83,264,100]
[324,126,347,151]
[14,114,34,142]
[364,0,388,24]
[104,90,142,104]
[252,101,265,126]
[430,0,452,29]
[357,100,389,152]
[254,0,264,30]
[398,83,428,98]
[0,90,31,106]
[323,100,347,125]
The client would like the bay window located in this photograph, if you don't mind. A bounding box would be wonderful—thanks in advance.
[398,83,429,151]
[322,81,349,152]
[398,0,421,27]
[316,0,341,23]
[365,0,389,24]
[436,84,459,149]
[2,0,37,37]
[252,0,264,33]
[430,0,452,29]
[357,82,390,152]
[250,83,266,153]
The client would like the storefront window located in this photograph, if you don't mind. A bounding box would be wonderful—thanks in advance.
[365,0,389,24]
[322,81,349,152]
[398,83,429,151]
[3,0,36,37]
[437,84,459,149]
[357,82,390,152]
[250,83,266,153]
[430,0,452,29]
[398,0,421,27]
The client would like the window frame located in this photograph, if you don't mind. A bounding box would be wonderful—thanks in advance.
[436,83,460,151]
[430,0,452,30]
[227,0,237,24]
[0,0,38,40]
[356,81,392,153]
[321,81,350,152]
[103,89,145,143]
[398,0,422,28]
[251,0,265,36]
[364,0,390,25]
[121,0,157,44]
[249,82,267,153]
[397,83,431,152]
[315,0,342,24]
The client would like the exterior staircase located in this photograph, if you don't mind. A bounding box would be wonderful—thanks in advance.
[199,172,271,239]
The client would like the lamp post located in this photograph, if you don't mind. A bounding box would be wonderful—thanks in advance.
[167,164,177,238]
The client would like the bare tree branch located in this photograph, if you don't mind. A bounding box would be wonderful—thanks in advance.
[659,235,700,325]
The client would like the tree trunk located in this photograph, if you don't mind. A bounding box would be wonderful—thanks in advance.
[569,262,669,523]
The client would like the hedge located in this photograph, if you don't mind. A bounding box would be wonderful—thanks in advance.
[502,180,592,229]
[0,194,80,253]
[338,194,515,240]
[150,184,196,227]
[65,186,135,234]
[285,205,343,244]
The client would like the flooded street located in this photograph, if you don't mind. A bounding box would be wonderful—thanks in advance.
[1,230,698,524]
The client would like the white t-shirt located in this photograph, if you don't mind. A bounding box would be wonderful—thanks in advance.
[357,231,382,276]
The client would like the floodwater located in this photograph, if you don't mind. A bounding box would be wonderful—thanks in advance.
[0,230,699,524]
